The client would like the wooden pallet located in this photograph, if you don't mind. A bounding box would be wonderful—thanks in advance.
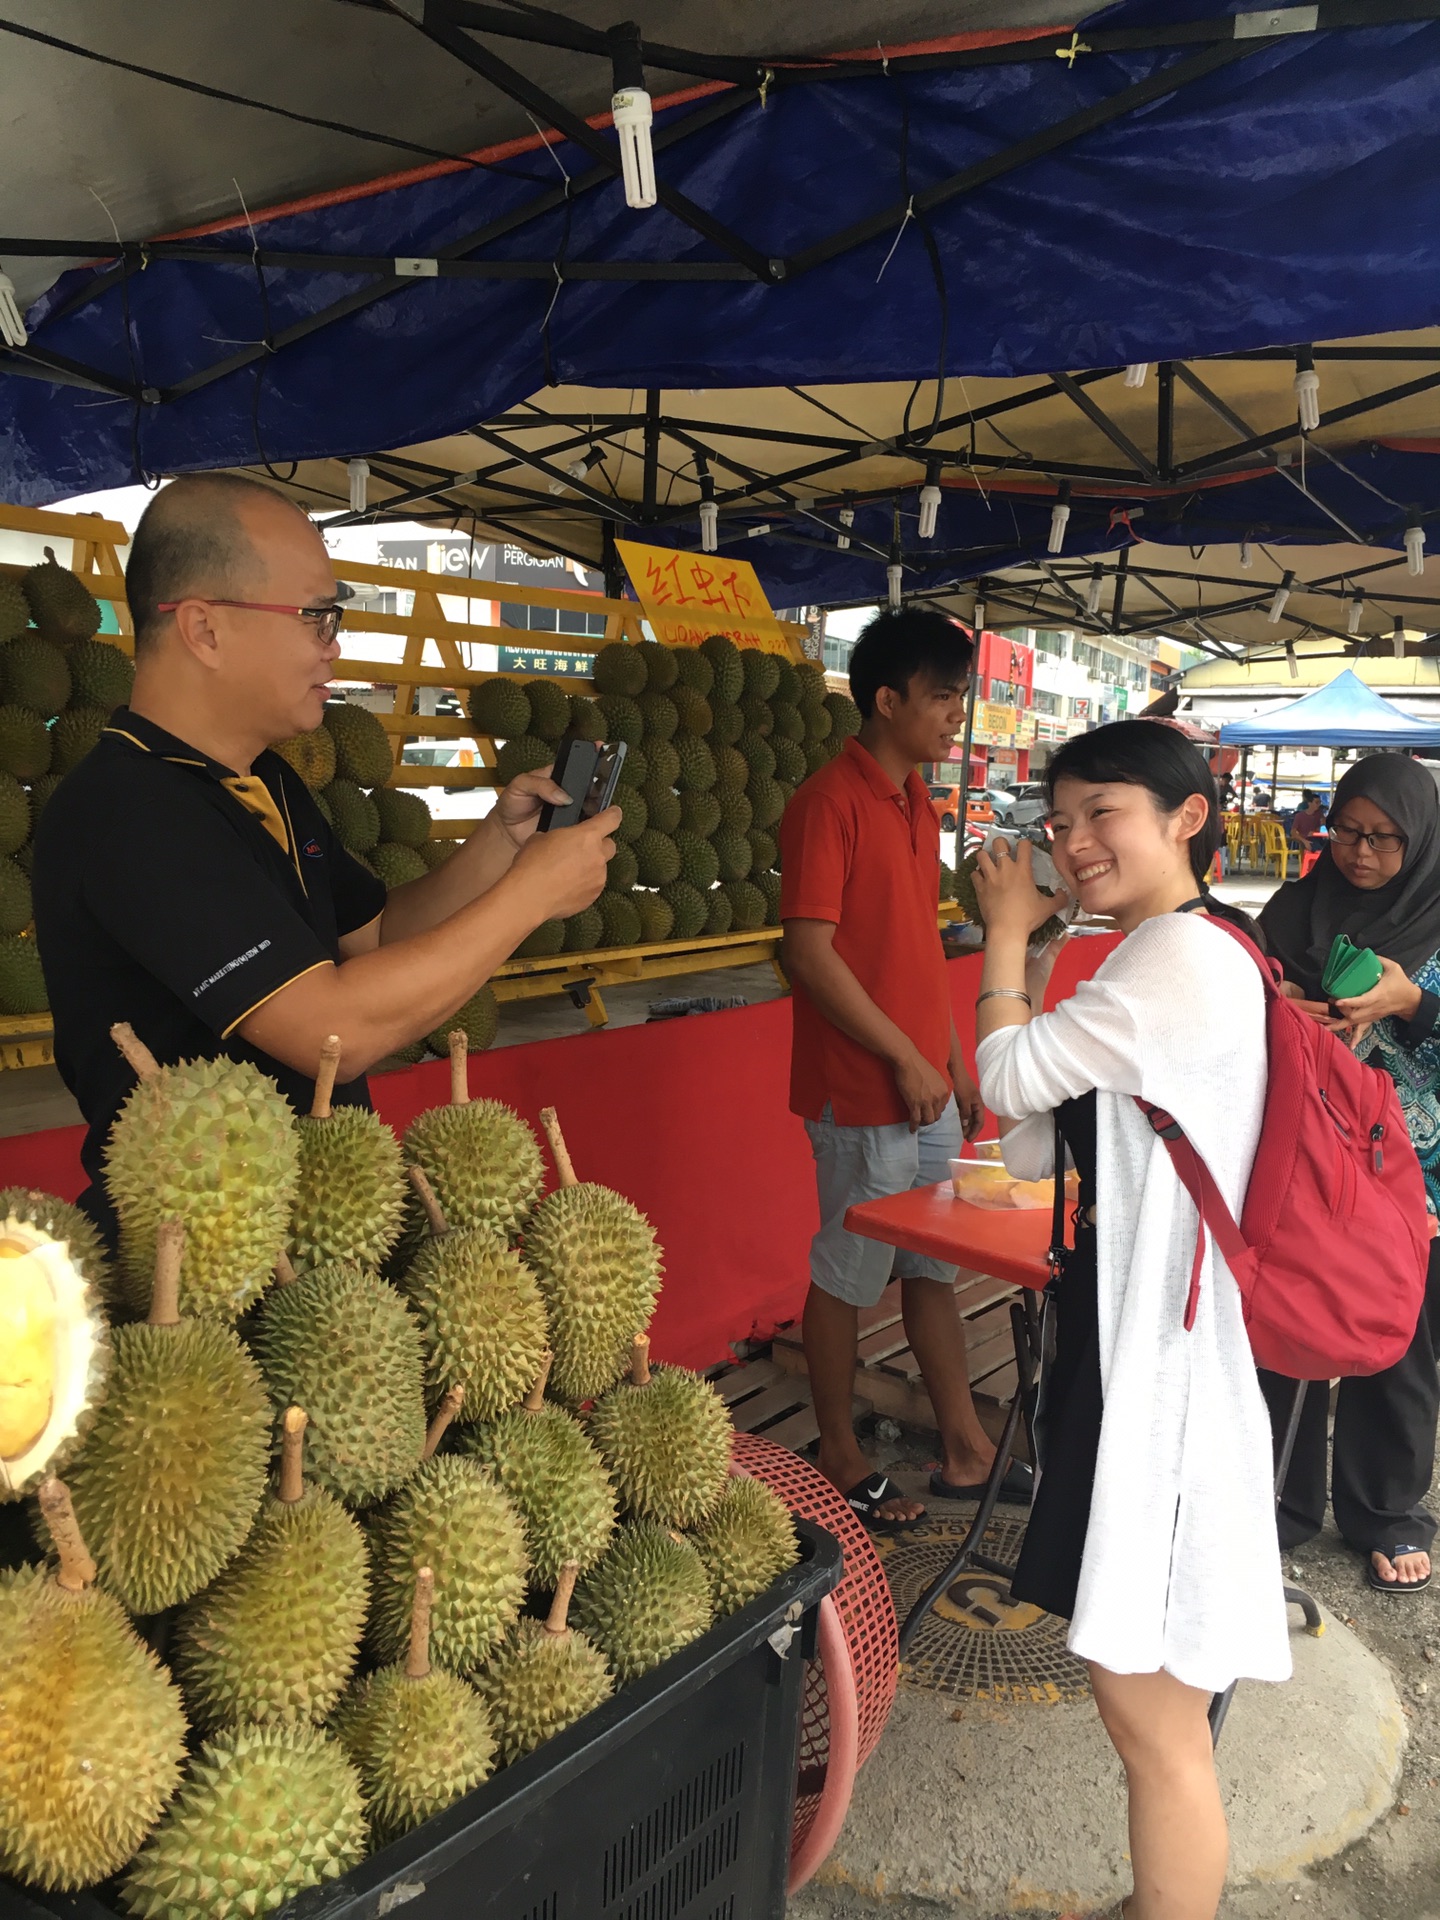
[710,1357,823,1452]
[771,1270,1022,1442]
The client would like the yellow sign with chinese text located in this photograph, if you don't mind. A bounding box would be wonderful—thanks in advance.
[616,540,796,657]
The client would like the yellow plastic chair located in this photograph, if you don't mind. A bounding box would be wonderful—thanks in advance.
[1263,820,1295,880]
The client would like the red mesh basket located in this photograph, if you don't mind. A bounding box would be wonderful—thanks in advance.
[729,1432,899,1888]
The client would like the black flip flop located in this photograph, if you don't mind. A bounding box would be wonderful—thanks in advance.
[844,1473,925,1533]
[929,1459,1035,1505]
[1366,1546,1433,1594]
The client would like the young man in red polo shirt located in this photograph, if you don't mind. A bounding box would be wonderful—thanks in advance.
[780,608,1030,1528]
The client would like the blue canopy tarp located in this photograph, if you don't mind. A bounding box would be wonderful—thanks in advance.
[1218,670,1440,748]
[2,4,1440,505]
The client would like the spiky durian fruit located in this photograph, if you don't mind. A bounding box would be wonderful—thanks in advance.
[0,1215,108,1500]
[425,984,499,1057]
[323,777,381,853]
[597,887,642,948]
[523,677,572,742]
[526,1109,663,1403]
[515,918,566,959]
[954,849,1067,945]
[0,771,28,854]
[367,1445,528,1673]
[478,1563,612,1765]
[333,1566,494,1842]
[323,700,392,787]
[566,694,605,741]
[563,906,603,952]
[0,851,30,934]
[66,1222,271,1615]
[592,641,648,698]
[67,637,135,711]
[464,1355,616,1585]
[252,1262,425,1507]
[289,1037,407,1273]
[371,840,428,888]
[51,704,107,774]
[371,784,432,847]
[0,575,28,642]
[3,638,78,720]
[587,1339,730,1528]
[794,659,827,705]
[468,677,531,739]
[403,1032,546,1237]
[118,1722,367,1920]
[633,828,680,887]
[571,1523,713,1683]
[740,648,782,699]
[0,932,47,1012]
[0,1480,187,1892]
[635,639,678,690]
[0,704,51,780]
[609,840,639,890]
[700,635,744,703]
[689,1476,798,1616]
[721,878,767,931]
[641,781,682,836]
[703,888,733,937]
[496,734,554,784]
[104,1025,299,1322]
[671,645,714,696]
[403,1168,549,1423]
[756,868,782,925]
[659,879,707,940]
[823,690,862,739]
[271,726,337,791]
[635,892,674,944]
[419,836,460,870]
[21,548,102,643]
[172,1408,368,1733]
[673,734,717,793]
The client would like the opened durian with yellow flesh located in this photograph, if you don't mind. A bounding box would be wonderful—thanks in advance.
[0,1211,108,1499]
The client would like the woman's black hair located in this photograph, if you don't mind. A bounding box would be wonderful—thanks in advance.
[1045,720,1260,939]
[846,607,974,720]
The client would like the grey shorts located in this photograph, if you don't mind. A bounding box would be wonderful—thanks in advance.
[803,1097,962,1308]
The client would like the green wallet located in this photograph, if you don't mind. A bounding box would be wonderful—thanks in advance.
[1322,934,1384,999]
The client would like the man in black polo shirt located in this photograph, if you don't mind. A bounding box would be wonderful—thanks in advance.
[34,472,617,1240]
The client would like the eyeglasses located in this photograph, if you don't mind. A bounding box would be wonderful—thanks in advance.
[155,598,346,644]
[1329,823,1406,855]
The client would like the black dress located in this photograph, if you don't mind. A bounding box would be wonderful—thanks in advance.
[1009,1090,1101,1623]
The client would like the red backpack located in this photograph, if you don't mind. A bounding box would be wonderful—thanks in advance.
[1135,917,1432,1381]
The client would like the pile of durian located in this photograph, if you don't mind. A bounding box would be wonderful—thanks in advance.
[274,639,862,1042]
[0,1025,799,1917]
[0,554,134,1016]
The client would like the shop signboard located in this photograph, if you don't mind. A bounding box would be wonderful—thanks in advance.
[496,645,595,677]
[616,539,793,655]
[971,700,1019,747]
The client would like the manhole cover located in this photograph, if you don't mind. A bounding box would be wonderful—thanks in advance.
[873,1516,1091,1704]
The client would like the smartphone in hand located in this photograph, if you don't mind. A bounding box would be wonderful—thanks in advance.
[537,738,628,832]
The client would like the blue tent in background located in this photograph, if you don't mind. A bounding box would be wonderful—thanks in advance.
[1218,670,1440,748]
[2,4,1440,507]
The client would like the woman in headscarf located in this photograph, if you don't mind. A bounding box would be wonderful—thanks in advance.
[1259,753,1440,1595]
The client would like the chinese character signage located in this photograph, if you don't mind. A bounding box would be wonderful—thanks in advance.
[615,540,794,657]
[497,646,594,678]
[971,701,1018,747]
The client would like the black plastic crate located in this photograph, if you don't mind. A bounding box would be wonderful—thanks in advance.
[2,1518,842,1920]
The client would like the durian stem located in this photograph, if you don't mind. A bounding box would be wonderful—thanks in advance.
[448,1030,470,1108]
[545,1563,579,1639]
[422,1385,464,1459]
[278,1406,307,1503]
[523,1352,553,1413]
[147,1219,184,1327]
[273,1249,298,1288]
[405,1566,435,1679]
[408,1165,450,1239]
[311,1035,342,1120]
[111,1021,161,1083]
[629,1334,651,1389]
[38,1477,96,1594]
[538,1107,578,1189]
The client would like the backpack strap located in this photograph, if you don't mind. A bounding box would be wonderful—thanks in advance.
[1048,1110,1068,1286]
[1134,1100,1254,1330]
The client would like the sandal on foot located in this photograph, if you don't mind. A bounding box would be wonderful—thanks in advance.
[929,1459,1035,1505]
[844,1473,924,1533]
[1367,1547,1432,1594]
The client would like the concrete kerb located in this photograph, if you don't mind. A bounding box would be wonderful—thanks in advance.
[804,1607,1404,1914]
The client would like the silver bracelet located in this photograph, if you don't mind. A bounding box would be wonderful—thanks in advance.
[977,987,1032,1009]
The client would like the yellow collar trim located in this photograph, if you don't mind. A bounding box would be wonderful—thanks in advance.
[220,776,291,854]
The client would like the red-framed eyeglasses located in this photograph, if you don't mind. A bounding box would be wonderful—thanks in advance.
[155,598,346,643]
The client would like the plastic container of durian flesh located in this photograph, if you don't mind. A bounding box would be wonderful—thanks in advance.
[0,1518,841,1920]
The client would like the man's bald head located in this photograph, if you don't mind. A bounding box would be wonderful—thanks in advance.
[126,474,314,651]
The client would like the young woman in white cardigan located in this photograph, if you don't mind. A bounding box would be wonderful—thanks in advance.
[972,721,1289,1920]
